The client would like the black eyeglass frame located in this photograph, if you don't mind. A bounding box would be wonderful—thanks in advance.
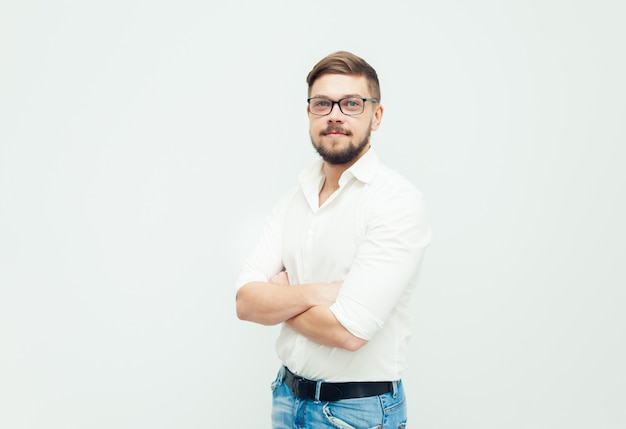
[307,97,380,116]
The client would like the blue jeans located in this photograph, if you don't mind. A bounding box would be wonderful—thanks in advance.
[271,367,407,429]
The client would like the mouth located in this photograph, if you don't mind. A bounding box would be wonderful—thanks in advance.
[322,127,351,137]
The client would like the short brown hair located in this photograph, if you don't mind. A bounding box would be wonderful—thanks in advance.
[306,51,381,100]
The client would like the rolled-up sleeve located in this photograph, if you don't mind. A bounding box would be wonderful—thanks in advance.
[330,187,431,340]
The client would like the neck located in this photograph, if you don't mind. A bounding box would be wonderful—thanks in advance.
[321,163,345,190]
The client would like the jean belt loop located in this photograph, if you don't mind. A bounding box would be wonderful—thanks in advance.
[278,366,286,383]
[314,380,323,403]
[392,380,398,398]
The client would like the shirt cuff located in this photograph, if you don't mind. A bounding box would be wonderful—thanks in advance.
[329,294,384,341]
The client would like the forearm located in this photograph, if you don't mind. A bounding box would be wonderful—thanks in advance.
[236,280,339,326]
[235,282,311,325]
[286,306,368,351]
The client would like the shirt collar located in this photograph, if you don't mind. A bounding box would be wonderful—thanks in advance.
[340,147,380,185]
[299,147,380,183]
[298,148,380,210]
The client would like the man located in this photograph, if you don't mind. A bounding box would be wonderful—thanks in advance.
[235,51,431,428]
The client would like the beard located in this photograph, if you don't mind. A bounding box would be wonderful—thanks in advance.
[310,127,371,165]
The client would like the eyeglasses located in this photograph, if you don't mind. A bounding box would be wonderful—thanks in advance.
[307,97,379,116]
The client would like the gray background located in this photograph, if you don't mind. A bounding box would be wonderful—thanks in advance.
[1,1,624,428]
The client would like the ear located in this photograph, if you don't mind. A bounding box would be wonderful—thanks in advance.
[370,104,384,131]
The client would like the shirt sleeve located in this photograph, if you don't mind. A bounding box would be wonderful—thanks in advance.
[234,190,292,292]
[330,185,431,340]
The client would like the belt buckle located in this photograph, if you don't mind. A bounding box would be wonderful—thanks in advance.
[288,372,344,401]
[291,376,308,399]
[292,378,302,397]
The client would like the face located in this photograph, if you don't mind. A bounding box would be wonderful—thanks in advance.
[308,74,383,165]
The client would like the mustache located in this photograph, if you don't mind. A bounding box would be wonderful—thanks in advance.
[322,126,352,136]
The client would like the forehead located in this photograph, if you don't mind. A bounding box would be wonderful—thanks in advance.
[310,74,370,98]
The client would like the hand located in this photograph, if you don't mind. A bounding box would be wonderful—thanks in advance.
[315,281,342,306]
[269,271,290,286]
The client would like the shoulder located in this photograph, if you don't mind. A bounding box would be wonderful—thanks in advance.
[273,185,301,212]
[370,163,424,201]
[363,165,431,245]
[360,165,427,227]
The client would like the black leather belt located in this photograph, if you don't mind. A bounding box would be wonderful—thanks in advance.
[283,367,393,402]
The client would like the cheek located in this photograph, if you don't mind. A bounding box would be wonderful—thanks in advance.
[309,118,326,131]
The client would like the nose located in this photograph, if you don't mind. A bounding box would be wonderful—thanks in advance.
[327,102,344,121]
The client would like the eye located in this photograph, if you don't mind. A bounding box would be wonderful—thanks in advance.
[341,98,364,112]
[314,98,331,107]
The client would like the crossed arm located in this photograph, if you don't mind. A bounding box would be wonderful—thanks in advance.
[235,271,368,351]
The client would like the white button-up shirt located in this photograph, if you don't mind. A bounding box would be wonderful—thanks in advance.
[235,148,431,382]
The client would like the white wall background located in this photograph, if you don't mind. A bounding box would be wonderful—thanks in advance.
[1,1,624,428]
